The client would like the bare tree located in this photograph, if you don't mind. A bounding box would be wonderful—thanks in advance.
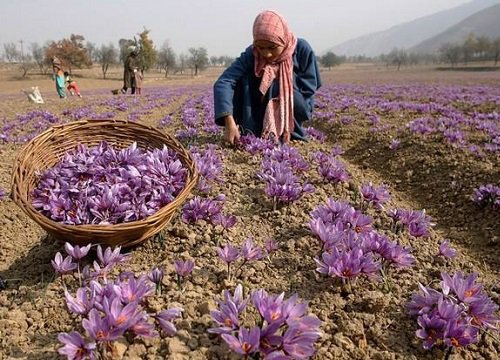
[30,42,50,74]
[3,42,20,63]
[475,36,490,61]
[86,41,99,63]
[462,33,477,65]
[19,54,34,77]
[387,48,408,70]
[96,43,118,79]
[157,41,177,77]
[439,43,461,67]
[188,47,209,76]
[491,37,500,66]
[177,53,188,74]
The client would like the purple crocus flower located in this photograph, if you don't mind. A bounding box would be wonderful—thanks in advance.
[468,295,500,330]
[174,259,195,277]
[103,297,140,330]
[282,320,322,359]
[437,240,457,259]
[156,307,184,336]
[441,272,483,303]
[64,287,94,315]
[436,297,462,321]
[443,321,479,348]
[209,285,248,334]
[265,238,279,255]
[390,139,400,150]
[64,242,92,261]
[384,244,415,268]
[129,312,158,338]
[209,302,242,335]
[315,248,381,281]
[96,245,129,268]
[211,213,237,231]
[405,283,442,317]
[252,289,286,324]
[148,267,164,285]
[57,331,96,360]
[415,314,447,349]
[241,238,264,261]
[217,242,240,264]
[118,274,154,304]
[51,252,78,275]
[82,309,123,342]
[221,326,261,356]
[360,182,390,209]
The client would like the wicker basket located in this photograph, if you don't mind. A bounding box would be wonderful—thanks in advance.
[11,119,198,248]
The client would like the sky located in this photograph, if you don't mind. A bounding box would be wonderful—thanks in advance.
[0,0,474,57]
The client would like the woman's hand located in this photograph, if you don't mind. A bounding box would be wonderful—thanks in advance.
[224,115,240,145]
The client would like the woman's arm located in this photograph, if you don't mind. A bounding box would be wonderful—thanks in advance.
[293,39,322,123]
[213,46,253,125]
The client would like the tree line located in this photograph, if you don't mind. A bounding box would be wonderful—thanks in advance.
[3,31,499,77]
[347,33,500,70]
[1,29,235,78]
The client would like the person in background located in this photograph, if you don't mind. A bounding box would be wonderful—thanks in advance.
[121,49,138,94]
[134,68,143,95]
[213,10,321,144]
[51,56,66,99]
[64,72,82,97]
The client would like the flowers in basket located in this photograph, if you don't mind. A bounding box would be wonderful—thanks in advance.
[32,141,188,225]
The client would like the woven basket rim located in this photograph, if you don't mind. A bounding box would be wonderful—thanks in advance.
[11,119,198,243]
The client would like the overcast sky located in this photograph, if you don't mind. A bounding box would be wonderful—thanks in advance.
[0,0,474,56]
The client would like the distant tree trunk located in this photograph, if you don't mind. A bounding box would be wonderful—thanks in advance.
[102,63,109,79]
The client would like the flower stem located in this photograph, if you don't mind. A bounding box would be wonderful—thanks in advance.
[444,346,453,360]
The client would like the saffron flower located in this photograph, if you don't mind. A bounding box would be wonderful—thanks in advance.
[174,259,195,290]
[265,238,279,256]
[57,331,96,360]
[217,242,240,280]
[210,285,321,358]
[82,309,123,342]
[156,307,184,336]
[52,252,78,275]
[360,182,390,210]
[217,242,240,264]
[174,259,195,277]
[148,267,164,295]
[64,287,94,316]
[416,314,447,349]
[407,271,498,351]
[437,240,457,259]
[96,245,129,268]
[221,326,261,356]
[471,183,500,209]
[64,243,92,261]
[241,238,264,262]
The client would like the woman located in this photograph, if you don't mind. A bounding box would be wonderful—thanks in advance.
[214,10,321,144]
[51,56,66,99]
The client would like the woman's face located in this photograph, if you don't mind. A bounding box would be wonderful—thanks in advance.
[254,40,284,62]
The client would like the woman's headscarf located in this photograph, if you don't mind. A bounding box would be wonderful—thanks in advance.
[253,10,297,142]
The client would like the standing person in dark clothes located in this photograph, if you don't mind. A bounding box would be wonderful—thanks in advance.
[213,10,321,144]
[121,49,138,94]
